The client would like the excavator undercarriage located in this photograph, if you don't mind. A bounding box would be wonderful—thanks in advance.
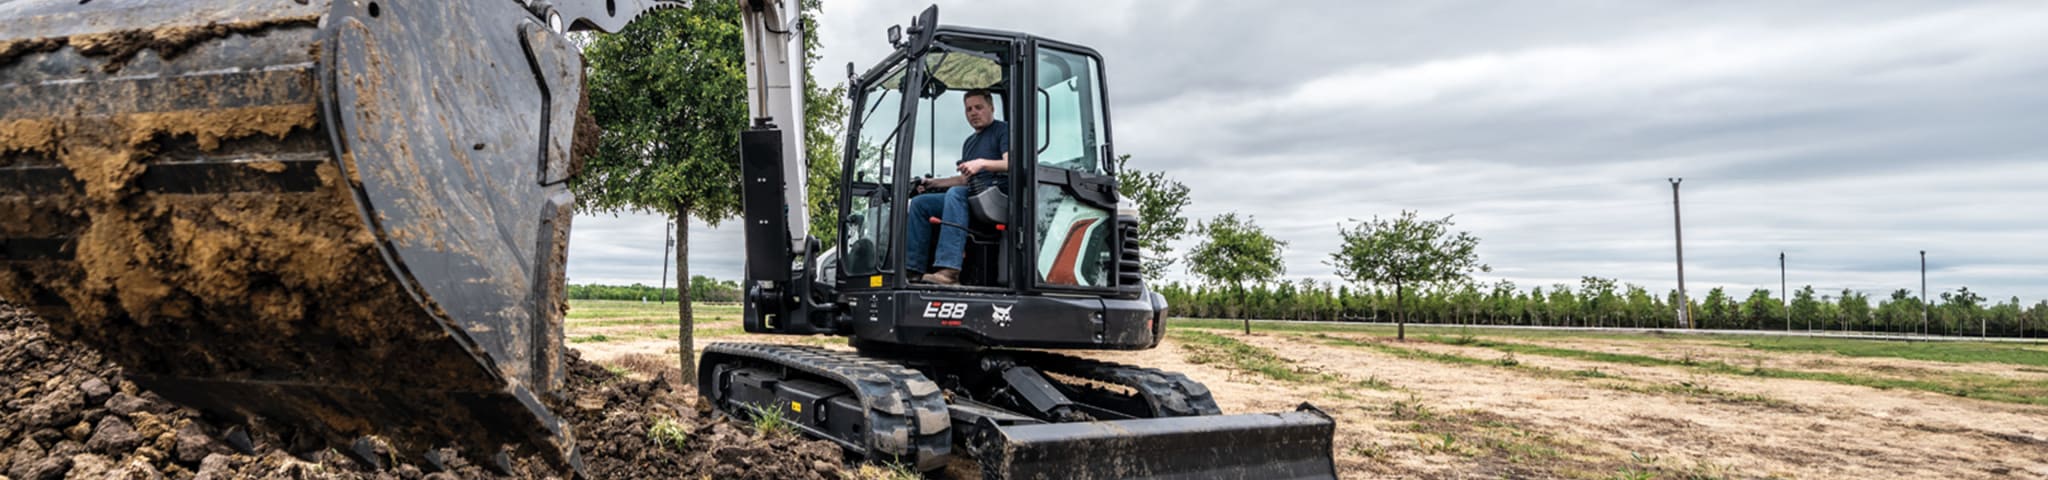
[700,343,1337,479]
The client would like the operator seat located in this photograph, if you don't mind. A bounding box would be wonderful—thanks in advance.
[961,187,1010,286]
[968,187,1008,226]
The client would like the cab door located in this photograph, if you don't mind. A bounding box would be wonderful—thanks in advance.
[1022,41,1121,293]
[839,61,914,288]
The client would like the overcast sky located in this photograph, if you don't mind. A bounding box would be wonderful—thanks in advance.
[568,1,2048,305]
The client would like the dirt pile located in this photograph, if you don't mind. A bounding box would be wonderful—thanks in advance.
[0,303,849,479]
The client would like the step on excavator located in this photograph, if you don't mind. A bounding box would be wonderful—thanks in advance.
[0,0,1336,478]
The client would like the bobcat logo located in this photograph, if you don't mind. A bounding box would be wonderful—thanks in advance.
[991,305,1014,327]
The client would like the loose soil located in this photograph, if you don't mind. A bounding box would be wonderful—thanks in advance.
[0,303,851,479]
[1233,330,2048,479]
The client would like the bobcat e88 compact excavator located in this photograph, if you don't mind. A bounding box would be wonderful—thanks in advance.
[0,0,1335,477]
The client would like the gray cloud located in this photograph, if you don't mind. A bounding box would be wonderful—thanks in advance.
[568,1,2048,305]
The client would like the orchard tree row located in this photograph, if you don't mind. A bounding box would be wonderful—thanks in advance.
[567,275,741,303]
[1153,278,2048,338]
[1114,159,2044,339]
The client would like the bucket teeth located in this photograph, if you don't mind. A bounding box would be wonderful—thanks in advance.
[348,437,389,471]
[222,426,255,455]
[487,450,519,476]
[419,450,452,473]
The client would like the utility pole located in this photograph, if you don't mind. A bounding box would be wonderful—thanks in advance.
[1920,250,1928,336]
[1780,252,1789,332]
[660,220,675,303]
[1670,178,1690,329]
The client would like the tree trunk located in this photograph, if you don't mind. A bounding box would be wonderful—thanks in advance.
[1396,283,1406,341]
[1240,283,1251,334]
[675,214,695,379]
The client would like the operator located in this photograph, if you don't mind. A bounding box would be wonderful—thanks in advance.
[906,88,1009,285]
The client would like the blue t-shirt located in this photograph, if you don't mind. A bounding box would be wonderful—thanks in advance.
[960,120,1009,193]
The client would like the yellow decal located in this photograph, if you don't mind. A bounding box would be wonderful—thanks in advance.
[870,275,883,287]
[791,401,803,413]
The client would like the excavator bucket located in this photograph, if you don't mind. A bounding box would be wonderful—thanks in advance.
[963,403,1339,480]
[0,0,590,470]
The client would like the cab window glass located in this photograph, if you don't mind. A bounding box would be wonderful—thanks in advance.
[1034,48,1105,174]
[844,63,907,276]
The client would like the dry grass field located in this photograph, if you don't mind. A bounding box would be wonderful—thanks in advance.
[568,300,2048,479]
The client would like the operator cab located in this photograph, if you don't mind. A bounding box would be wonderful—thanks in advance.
[839,24,1138,297]
[743,13,1157,351]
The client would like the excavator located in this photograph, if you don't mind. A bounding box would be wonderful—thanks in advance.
[0,0,1336,478]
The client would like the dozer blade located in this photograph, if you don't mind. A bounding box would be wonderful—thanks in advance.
[1,0,589,470]
[965,404,1339,480]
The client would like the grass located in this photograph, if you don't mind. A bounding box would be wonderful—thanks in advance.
[1174,330,1319,383]
[1309,333,1494,368]
[1730,336,2048,367]
[563,300,754,344]
[1173,330,1402,400]
[1171,317,2048,366]
[848,463,922,480]
[1406,334,2048,407]
[1309,333,1792,408]
[743,403,797,438]
[1572,368,1615,379]
[566,300,743,323]
[647,417,690,451]
[1346,442,1389,461]
[1384,395,1575,468]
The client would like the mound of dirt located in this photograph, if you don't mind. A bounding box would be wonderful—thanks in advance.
[0,303,848,479]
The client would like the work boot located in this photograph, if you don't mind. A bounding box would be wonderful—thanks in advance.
[922,268,960,286]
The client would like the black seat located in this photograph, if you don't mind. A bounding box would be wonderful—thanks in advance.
[961,187,1009,286]
[968,187,1008,227]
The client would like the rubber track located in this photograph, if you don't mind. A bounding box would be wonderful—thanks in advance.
[1009,350,1223,418]
[701,343,953,471]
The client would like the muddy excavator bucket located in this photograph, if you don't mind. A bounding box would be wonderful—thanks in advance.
[0,0,589,470]
[962,403,1339,479]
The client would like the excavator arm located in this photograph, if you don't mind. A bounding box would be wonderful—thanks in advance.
[0,0,798,474]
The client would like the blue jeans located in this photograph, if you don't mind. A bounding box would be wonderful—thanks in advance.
[906,186,970,273]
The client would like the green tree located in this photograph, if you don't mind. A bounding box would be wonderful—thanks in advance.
[1942,287,1984,337]
[1838,289,1871,333]
[1790,285,1821,331]
[1547,285,1577,328]
[1578,276,1618,328]
[1624,284,1655,328]
[1489,280,1519,325]
[1115,155,1193,280]
[579,1,835,378]
[2023,299,2039,338]
[1327,210,1489,340]
[1187,212,1288,333]
[1882,289,1920,334]
[1700,287,1731,329]
[1741,288,1781,330]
